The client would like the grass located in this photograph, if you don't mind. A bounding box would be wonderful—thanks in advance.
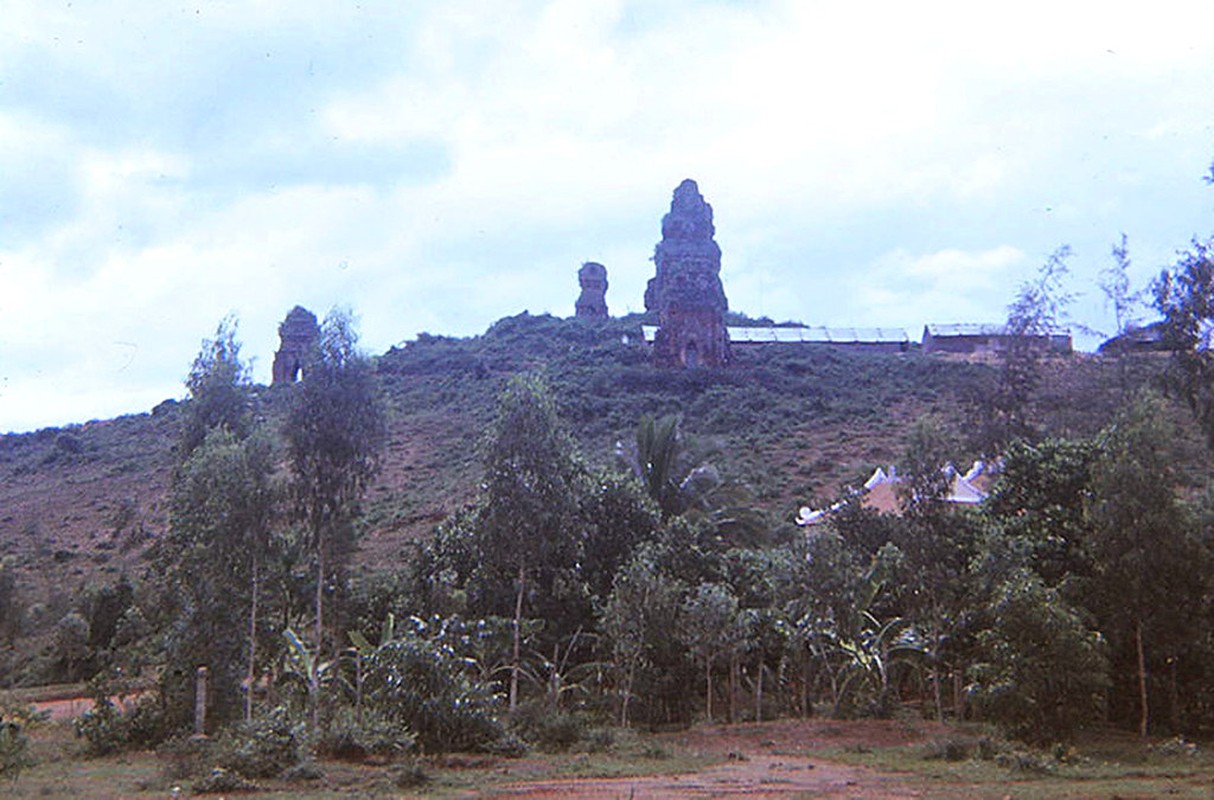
[822,727,1214,800]
[12,713,1214,799]
[5,717,720,799]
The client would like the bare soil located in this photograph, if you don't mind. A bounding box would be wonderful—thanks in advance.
[489,719,950,799]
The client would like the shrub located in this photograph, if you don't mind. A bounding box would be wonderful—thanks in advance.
[74,698,128,756]
[193,766,259,793]
[316,709,414,762]
[366,638,505,752]
[0,720,32,781]
[510,704,587,752]
[214,707,304,779]
[391,758,430,789]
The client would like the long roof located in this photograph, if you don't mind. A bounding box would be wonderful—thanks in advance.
[924,322,1071,338]
[640,325,909,344]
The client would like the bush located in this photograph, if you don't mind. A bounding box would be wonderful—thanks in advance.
[157,735,212,782]
[214,707,304,779]
[316,709,414,762]
[366,638,506,752]
[391,758,430,789]
[193,766,259,793]
[74,698,128,756]
[511,704,587,752]
[0,720,32,781]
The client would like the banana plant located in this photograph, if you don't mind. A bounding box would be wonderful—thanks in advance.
[345,612,397,726]
[281,628,338,723]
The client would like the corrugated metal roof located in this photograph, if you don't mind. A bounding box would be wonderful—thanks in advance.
[728,326,909,344]
[925,322,1072,338]
[641,325,909,344]
[924,323,1008,338]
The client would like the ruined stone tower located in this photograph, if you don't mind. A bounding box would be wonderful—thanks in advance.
[271,305,319,384]
[645,179,730,367]
[575,261,609,319]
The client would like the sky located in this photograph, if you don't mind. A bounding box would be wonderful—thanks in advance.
[3,1,1214,433]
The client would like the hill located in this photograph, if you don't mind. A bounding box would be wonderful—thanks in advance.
[0,311,1200,652]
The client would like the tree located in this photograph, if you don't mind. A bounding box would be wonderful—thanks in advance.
[1086,392,1200,737]
[181,316,253,458]
[893,417,980,721]
[1154,238,1214,448]
[163,427,276,728]
[679,582,748,722]
[598,552,683,726]
[971,569,1109,741]
[284,308,386,729]
[477,374,585,711]
[986,246,1074,448]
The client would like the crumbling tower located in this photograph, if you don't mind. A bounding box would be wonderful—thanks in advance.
[271,305,319,384]
[575,261,609,319]
[644,179,730,367]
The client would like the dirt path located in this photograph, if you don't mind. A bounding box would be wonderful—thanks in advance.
[490,754,920,798]
[31,693,142,721]
[490,719,945,799]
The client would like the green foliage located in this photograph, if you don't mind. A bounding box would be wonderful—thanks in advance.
[182,315,254,457]
[1155,237,1214,448]
[214,706,305,779]
[364,634,505,753]
[74,698,128,757]
[0,719,31,781]
[970,569,1109,742]
[161,427,276,730]
[315,707,414,761]
[193,766,260,793]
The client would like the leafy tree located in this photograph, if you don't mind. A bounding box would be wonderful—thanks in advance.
[971,569,1108,741]
[477,374,585,711]
[679,582,748,722]
[54,612,90,682]
[983,437,1098,587]
[181,316,253,458]
[1086,392,1202,737]
[162,427,276,729]
[0,557,20,647]
[284,308,386,729]
[986,246,1074,449]
[599,551,685,726]
[1154,238,1214,448]
[578,469,661,603]
[871,417,981,720]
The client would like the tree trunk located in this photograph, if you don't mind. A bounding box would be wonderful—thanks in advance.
[355,650,363,727]
[1136,616,1149,739]
[754,656,764,723]
[705,658,713,723]
[801,649,810,718]
[312,540,324,733]
[510,564,525,713]
[729,652,738,724]
[246,556,259,722]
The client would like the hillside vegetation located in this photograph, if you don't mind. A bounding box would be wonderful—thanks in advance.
[3,307,1213,790]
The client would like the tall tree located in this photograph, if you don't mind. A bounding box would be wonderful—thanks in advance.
[478,374,585,711]
[163,428,275,727]
[160,319,274,729]
[1154,238,1214,448]
[986,246,1073,449]
[1086,391,1200,738]
[181,316,253,457]
[284,308,386,729]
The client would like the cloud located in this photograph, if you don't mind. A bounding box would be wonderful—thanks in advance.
[3,0,1214,431]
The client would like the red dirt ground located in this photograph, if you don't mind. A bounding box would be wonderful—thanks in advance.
[490,719,951,799]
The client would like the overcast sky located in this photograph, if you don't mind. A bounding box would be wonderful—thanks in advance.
[3,1,1214,433]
